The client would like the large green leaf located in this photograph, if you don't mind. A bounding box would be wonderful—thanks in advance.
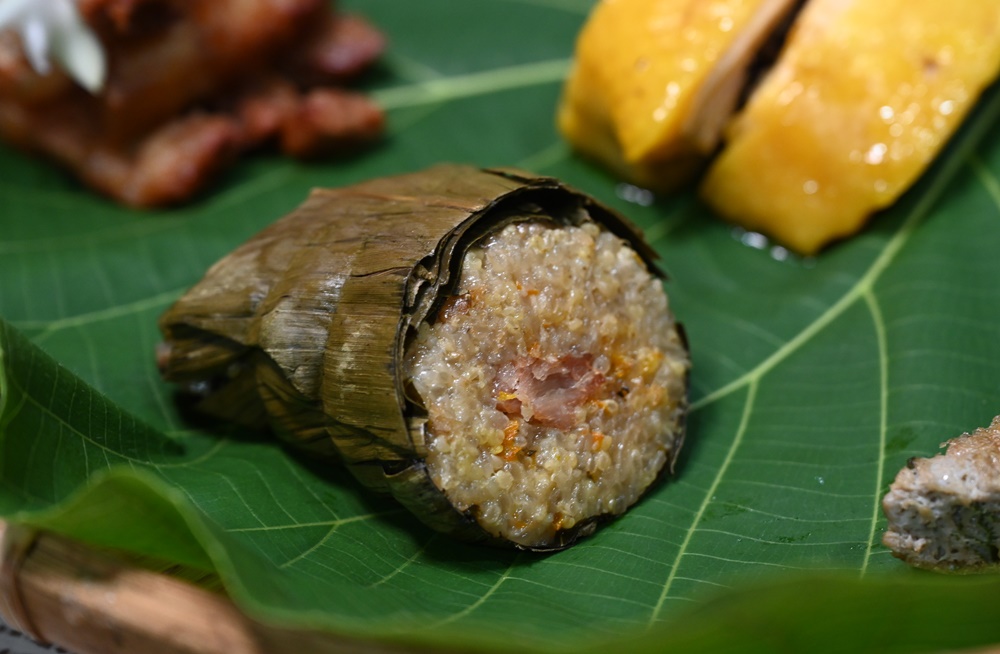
[2,0,1000,650]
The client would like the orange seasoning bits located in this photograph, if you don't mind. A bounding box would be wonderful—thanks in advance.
[502,419,524,461]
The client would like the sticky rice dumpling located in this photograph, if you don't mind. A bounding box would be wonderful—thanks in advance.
[157,165,690,549]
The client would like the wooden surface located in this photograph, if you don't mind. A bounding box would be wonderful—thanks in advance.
[0,522,420,654]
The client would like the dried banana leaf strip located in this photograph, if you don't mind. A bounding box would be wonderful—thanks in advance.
[159,164,681,548]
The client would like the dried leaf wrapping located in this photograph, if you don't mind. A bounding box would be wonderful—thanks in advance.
[158,164,688,548]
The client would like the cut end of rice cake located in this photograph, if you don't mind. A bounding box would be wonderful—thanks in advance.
[404,218,689,549]
[882,416,1000,572]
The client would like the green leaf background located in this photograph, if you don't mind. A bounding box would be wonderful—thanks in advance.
[3,0,1000,651]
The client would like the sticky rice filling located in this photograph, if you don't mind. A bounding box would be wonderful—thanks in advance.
[404,219,687,546]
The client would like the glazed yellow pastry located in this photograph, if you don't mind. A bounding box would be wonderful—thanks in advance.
[557,0,801,192]
[701,0,1000,254]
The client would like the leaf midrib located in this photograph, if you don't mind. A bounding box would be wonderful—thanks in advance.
[373,58,571,110]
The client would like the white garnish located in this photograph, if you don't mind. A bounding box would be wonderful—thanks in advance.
[0,0,106,93]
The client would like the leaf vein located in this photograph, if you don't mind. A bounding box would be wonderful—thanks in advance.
[695,528,869,548]
[970,153,1000,212]
[649,381,757,625]
[860,289,888,576]
[230,509,407,534]
[19,289,183,339]
[373,58,570,111]
[428,553,522,627]
[368,534,438,587]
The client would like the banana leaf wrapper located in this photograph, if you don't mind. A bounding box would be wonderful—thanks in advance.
[157,164,688,549]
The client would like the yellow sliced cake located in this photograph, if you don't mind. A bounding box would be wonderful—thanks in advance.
[557,0,801,192]
[701,0,1000,254]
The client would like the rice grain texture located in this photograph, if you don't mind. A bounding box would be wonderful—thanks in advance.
[405,220,688,546]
